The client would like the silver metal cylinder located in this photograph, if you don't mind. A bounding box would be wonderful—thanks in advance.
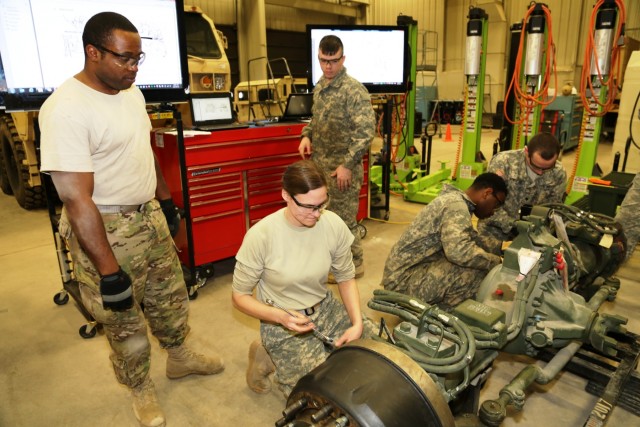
[524,33,543,76]
[590,28,614,76]
[465,36,482,76]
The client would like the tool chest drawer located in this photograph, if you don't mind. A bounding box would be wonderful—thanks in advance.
[187,171,243,218]
[191,210,246,265]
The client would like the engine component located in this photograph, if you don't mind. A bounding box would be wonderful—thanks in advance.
[277,339,455,427]
[475,206,626,357]
[540,203,626,294]
[279,205,636,426]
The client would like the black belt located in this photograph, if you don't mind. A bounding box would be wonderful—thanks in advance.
[299,300,322,316]
[96,202,149,214]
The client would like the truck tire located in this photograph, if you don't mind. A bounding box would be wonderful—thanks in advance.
[0,115,45,209]
[0,141,13,195]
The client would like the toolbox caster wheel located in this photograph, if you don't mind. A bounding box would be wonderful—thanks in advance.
[183,263,214,301]
[79,323,97,339]
[357,223,367,239]
[195,275,208,289]
[199,263,215,279]
[53,291,69,305]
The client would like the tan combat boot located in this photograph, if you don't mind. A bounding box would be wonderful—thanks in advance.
[166,345,225,379]
[246,339,275,393]
[131,378,165,427]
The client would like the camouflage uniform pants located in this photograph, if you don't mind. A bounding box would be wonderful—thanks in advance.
[325,163,364,268]
[59,199,190,388]
[260,291,374,397]
[398,257,489,310]
[615,173,640,260]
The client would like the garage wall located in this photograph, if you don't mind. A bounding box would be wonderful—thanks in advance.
[187,0,639,108]
[187,0,354,85]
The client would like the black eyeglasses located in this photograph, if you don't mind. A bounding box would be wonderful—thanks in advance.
[489,191,505,208]
[527,155,556,172]
[94,44,146,68]
[291,194,330,212]
[318,55,343,66]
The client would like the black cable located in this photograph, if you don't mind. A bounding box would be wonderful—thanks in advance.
[392,94,409,163]
[628,90,640,150]
[543,203,617,234]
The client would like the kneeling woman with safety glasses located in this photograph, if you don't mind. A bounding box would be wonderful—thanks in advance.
[232,159,374,398]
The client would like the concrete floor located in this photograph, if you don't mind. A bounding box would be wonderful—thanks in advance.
[0,125,639,426]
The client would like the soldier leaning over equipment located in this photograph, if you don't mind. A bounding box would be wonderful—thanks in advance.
[478,132,567,254]
[298,35,376,280]
[382,173,507,310]
[615,172,640,260]
[39,12,223,427]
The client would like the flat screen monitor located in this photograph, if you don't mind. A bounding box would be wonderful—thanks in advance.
[0,0,189,111]
[0,54,6,109]
[190,93,234,125]
[307,25,409,94]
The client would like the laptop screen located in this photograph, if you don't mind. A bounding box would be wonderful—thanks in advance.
[190,93,234,125]
[283,93,313,119]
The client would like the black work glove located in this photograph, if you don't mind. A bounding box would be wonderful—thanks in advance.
[159,198,182,237]
[100,268,134,311]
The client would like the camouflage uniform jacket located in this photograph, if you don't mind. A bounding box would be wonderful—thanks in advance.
[484,149,566,234]
[301,67,375,172]
[382,185,501,290]
[615,172,640,259]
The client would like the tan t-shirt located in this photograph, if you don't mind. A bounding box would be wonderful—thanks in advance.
[233,208,355,310]
[40,77,155,205]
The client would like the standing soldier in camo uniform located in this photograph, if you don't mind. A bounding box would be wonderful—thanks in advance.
[478,133,567,254]
[382,173,507,310]
[615,172,640,260]
[299,35,375,279]
[39,12,223,427]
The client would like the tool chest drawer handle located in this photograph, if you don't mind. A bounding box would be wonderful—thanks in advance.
[192,209,244,223]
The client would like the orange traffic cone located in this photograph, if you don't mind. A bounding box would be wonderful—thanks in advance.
[443,123,453,142]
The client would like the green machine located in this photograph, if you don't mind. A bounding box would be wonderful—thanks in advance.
[402,7,489,204]
[505,3,554,151]
[451,6,489,190]
[397,14,418,168]
[369,14,420,197]
[565,0,625,206]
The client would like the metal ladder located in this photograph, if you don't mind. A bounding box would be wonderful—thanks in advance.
[416,30,440,135]
[246,56,296,121]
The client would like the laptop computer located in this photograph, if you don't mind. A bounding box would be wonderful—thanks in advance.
[189,92,249,131]
[277,93,314,122]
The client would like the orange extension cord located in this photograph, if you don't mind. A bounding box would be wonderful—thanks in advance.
[579,0,626,117]
[567,0,626,193]
[503,3,558,149]
[451,85,468,179]
[566,109,591,193]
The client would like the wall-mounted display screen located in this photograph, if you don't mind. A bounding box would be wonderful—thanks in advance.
[0,54,6,109]
[0,0,189,111]
[307,25,409,94]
